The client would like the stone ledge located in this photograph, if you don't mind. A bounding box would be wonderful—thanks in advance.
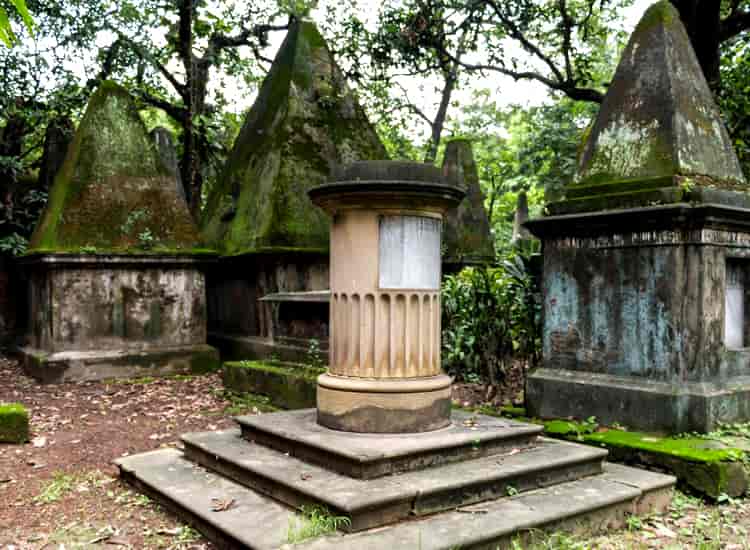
[468,404,749,498]
[20,344,219,383]
[287,463,674,550]
[209,333,315,365]
[527,368,750,433]
[116,445,674,550]
[236,409,542,479]
[222,361,324,410]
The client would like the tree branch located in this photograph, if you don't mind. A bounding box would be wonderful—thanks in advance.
[457,58,604,102]
[484,0,566,83]
[558,0,575,81]
[135,92,187,121]
[720,9,750,42]
[114,34,187,98]
[200,22,289,69]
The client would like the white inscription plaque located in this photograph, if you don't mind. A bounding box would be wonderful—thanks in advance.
[379,215,441,290]
[726,262,744,348]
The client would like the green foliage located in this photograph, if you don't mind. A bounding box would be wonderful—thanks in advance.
[0,232,27,255]
[448,91,596,253]
[441,251,541,384]
[306,338,325,369]
[286,505,351,543]
[34,472,76,503]
[718,34,750,178]
[0,0,33,46]
[0,187,47,255]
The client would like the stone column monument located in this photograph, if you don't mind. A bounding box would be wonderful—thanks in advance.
[309,161,465,432]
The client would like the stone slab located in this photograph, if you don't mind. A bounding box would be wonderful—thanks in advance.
[20,344,219,383]
[182,429,606,531]
[286,463,674,550]
[116,449,295,550]
[527,367,750,433]
[209,333,314,364]
[236,409,543,479]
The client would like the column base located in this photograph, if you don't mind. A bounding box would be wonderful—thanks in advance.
[316,373,452,433]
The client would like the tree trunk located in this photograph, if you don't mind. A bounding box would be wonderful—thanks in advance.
[423,67,457,164]
[673,0,722,90]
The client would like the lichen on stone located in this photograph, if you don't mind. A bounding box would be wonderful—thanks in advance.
[562,0,746,213]
[28,81,205,254]
[200,19,388,255]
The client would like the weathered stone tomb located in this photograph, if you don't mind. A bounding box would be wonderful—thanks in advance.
[20,82,218,382]
[526,1,750,432]
[200,18,388,362]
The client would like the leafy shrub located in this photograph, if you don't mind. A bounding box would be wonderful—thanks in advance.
[441,251,541,384]
[0,187,47,256]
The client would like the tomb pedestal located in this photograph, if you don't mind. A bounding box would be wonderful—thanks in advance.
[309,161,464,433]
[527,202,750,433]
[19,254,218,383]
[525,1,750,433]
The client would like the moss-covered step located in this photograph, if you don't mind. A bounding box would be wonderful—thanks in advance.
[222,361,325,410]
[0,403,29,443]
[466,405,748,499]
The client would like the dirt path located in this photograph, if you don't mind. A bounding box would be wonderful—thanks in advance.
[1,353,749,549]
[0,355,251,549]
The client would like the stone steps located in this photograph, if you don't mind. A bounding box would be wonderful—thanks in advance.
[235,409,543,479]
[182,429,607,531]
[116,449,673,550]
[289,463,675,550]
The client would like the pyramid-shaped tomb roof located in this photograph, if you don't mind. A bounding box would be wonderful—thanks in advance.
[30,82,204,254]
[558,0,746,215]
[200,19,388,255]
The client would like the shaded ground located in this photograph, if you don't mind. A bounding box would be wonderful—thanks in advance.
[1,353,749,549]
[0,354,265,549]
[452,359,527,409]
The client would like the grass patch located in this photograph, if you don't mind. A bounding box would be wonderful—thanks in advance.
[34,471,108,504]
[34,472,77,503]
[221,390,279,415]
[286,505,350,543]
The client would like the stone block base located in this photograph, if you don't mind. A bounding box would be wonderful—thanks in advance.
[20,344,219,383]
[208,332,323,364]
[527,368,750,433]
[316,373,452,433]
[222,361,324,410]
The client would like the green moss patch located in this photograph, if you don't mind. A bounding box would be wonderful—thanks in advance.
[189,350,221,375]
[0,403,30,443]
[457,402,749,498]
[582,430,743,463]
[223,360,324,410]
